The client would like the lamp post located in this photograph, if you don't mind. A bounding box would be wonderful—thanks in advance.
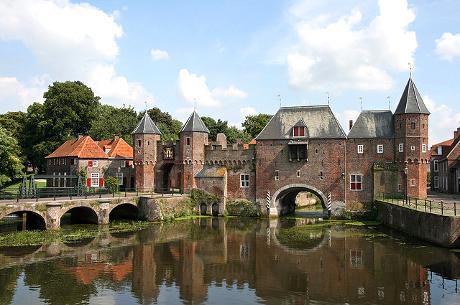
[404,165,408,205]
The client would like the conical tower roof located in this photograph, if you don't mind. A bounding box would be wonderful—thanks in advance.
[180,111,210,133]
[395,78,430,115]
[132,112,162,134]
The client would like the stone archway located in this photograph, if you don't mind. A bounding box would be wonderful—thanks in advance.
[0,210,46,231]
[271,184,328,217]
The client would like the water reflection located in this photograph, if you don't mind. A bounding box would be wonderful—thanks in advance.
[0,218,459,305]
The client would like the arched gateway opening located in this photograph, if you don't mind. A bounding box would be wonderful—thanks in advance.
[273,184,328,217]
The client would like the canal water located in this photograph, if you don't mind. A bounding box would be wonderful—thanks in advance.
[0,218,459,305]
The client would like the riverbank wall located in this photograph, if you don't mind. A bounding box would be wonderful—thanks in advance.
[138,195,195,221]
[375,200,460,248]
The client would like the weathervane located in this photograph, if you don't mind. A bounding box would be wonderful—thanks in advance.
[277,94,282,108]
[326,92,330,106]
[359,97,363,111]
[144,101,148,112]
[408,62,413,78]
[193,98,197,111]
[387,96,391,110]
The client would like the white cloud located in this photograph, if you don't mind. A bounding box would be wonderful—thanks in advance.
[0,0,152,109]
[435,32,460,61]
[177,69,247,107]
[286,0,416,92]
[423,95,460,145]
[212,86,248,99]
[240,106,257,118]
[150,48,169,61]
[0,76,45,110]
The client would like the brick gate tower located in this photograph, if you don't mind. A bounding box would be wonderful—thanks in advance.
[394,77,430,198]
[132,112,162,191]
[179,111,209,193]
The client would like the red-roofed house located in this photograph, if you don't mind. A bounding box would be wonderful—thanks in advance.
[430,127,460,193]
[45,136,134,189]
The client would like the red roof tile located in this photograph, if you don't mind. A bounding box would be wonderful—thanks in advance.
[46,136,108,159]
[430,138,454,156]
[96,137,133,158]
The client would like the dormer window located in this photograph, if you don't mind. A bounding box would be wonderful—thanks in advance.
[293,126,305,137]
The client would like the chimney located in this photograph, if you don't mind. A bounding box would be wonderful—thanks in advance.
[349,120,353,131]
[78,134,83,139]
[455,127,460,140]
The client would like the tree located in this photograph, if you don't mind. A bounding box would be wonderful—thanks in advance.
[89,104,138,145]
[0,111,26,147]
[242,113,272,138]
[42,81,100,139]
[201,117,250,143]
[141,107,182,142]
[0,127,24,186]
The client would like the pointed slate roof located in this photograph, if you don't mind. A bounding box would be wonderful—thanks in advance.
[180,111,210,133]
[132,112,161,134]
[395,78,430,115]
[348,110,394,138]
[256,105,346,140]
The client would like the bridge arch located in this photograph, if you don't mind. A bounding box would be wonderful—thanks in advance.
[0,209,46,230]
[272,184,328,216]
[60,205,99,225]
[109,202,140,221]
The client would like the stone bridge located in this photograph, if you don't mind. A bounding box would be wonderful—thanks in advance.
[0,196,143,230]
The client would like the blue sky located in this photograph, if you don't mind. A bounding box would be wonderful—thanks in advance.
[0,0,459,144]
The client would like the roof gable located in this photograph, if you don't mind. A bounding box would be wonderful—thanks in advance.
[348,110,394,138]
[395,78,430,115]
[106,137,133,158]
[132,112,162,134]
[256,105,346,140]
[180,111,210,133]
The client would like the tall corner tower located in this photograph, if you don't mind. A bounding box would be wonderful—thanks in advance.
[179,111,209,193]
[394,77,430,198]
[132,112,162,191]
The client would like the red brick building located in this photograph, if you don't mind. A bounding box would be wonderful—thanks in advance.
[430,128,460,193]
[133,77,430,216]
[46,135,134,189]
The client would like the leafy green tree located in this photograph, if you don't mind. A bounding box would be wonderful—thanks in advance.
[0,111,26,148]
[89,104,138,145]
[42,81,100,139]
[201,117,250,143]
[0,127,24,186]
[141,107,182,142]
[242,113,272,138]
[22,81,100,172]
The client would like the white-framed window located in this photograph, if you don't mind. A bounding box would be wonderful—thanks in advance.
[422,144,427,153]
[350,174,363,191]
[240,174,249,188]
[377,144,384,154]
[92,160,98,168]
[398,184,402,192]
[116,172,124,185]
[410,179,416,187]
[357,145,364,154]
[121,160,126,168]
[434,176,439,189]
[274,170,279,181]
[186,137,191,146]
[137,139,142,147]
[411,146,416,151]
[398,143,404,152]
[296,170,300,177]
[91,173,100,188]
[433,160,439,172]
[437,146,443,155]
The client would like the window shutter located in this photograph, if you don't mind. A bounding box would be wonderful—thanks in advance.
[86,178,91,187]
[99,178,104,187]
[88,160,93,167]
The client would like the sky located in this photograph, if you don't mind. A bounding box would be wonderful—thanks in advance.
[0,0,459,145]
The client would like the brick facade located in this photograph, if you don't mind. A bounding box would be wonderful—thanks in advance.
[131,78,429,216]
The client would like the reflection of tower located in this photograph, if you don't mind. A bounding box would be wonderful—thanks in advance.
[179,111,209,193]
[132,112,162,191]
[179,240,207,302]
[394,77,430,198]
[132,244,158,304]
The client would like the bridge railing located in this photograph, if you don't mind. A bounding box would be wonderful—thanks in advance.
[377,193,459,217]
[0,186,185,202]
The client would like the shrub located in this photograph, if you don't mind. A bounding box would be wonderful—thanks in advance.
[190,188,220,206]
[226,199,260,217]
